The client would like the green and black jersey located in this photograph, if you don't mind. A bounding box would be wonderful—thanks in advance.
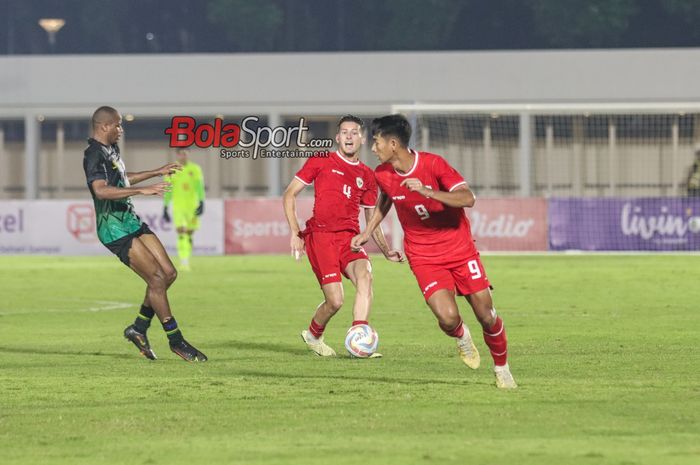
[83,138,142,244]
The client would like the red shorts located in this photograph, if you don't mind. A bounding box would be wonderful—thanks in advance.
[410,254,490,301]
[303,230,369,286]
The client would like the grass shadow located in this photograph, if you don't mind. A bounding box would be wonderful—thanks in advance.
[230,367,479,387]
[0,345,133,360]
[206,339,308,356]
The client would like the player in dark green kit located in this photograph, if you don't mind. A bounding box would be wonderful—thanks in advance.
[83,106,207,362]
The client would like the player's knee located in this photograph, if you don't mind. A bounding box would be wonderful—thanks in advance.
[148,269,168,291]
[439,313,460,330]
[476,308,497,328]
[165,267,177,286]
[326,295,344,312]
[434,304,460,328]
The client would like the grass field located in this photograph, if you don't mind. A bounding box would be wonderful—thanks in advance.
[1,254,699,465]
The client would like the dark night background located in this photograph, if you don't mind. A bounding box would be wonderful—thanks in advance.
[2,0,699,55]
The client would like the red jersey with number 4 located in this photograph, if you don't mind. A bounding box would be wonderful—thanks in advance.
[374,150,477,266]
[295,151,377,234]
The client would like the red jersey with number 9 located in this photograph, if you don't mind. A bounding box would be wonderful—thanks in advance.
[374,150,477,266]
[295,151,377,234]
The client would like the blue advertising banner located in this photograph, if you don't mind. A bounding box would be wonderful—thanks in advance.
[549,198,700,251]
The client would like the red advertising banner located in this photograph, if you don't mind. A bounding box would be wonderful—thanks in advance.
[225,197,545,254]
[466,198,548,251]
[225,198,315,254]
[224,198,395,254]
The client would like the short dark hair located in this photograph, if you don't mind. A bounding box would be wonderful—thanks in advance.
[337,114,364,130]
[371,114,411,147]
[91,106,119,128]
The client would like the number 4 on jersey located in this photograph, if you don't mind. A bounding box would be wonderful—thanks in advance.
[343,184,351,199]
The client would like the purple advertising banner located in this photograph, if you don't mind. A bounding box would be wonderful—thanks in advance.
[549,198,700,251]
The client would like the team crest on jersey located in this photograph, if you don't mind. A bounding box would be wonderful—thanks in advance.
[356,177,363,188]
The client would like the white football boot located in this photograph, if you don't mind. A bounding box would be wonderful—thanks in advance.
[494,363,518,389]
[456,324,480,369]
[301,330,336,357]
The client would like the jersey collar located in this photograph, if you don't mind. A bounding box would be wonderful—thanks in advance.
[87,137,119,154]
[394,149,419,177]
[334,150,360,166]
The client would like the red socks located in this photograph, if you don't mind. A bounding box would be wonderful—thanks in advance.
[352,320,368,326]
[483,317,508,366]
[439,317,465,338]
[309,319,325,338]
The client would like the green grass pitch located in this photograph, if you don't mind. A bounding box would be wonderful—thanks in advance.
[1,254,699,465]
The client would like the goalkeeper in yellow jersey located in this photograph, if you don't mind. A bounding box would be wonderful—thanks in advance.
[163,148,205,270]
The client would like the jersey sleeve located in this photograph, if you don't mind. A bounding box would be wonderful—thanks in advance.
[84,150,108,185]
[373,167,390,196]
[433,156,467,192]
[360,170,378,208]
[294,156,323,185]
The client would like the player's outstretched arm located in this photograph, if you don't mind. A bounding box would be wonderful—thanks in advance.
[400,178,475,208]
[282,178,307,260]
[127,163,181,185]
[351,191,392,252]
[91,179,170,200]
[363,207,404,262]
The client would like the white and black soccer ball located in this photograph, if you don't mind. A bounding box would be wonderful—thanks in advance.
[344,324,379,358]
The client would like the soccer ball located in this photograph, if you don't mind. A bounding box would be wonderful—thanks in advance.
[344,324,379,358]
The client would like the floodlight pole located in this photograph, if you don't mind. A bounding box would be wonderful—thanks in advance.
[267,112,282,197]
[24,114,40,199]
[518,112,532,197]
[56,122,65,198]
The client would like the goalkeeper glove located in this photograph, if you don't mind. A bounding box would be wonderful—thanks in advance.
[163,206,171,223]
[196,201,204,216]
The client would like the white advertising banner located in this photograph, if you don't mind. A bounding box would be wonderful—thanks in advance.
[0,200,224,256]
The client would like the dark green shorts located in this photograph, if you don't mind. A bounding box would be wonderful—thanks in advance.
[104,223,154,267]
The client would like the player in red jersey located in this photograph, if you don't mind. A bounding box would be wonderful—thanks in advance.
[351,114,517,388]
[283,115,403,357]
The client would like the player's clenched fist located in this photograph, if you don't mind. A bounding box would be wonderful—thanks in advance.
[400,178,432,198]
[385,249,405,262]
[350,232,369,252]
